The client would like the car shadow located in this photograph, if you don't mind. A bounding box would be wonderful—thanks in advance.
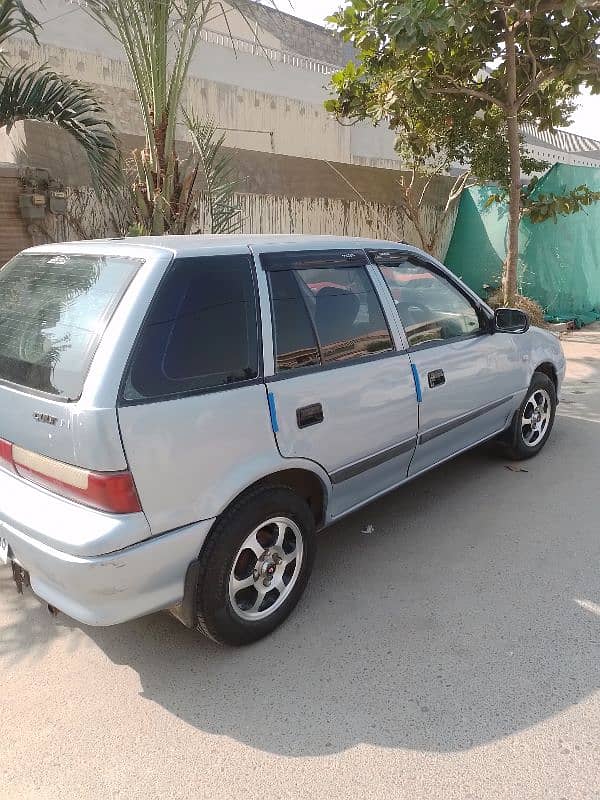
[61,414,600,757]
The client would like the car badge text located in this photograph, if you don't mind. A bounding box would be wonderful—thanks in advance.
[33,412,58,426]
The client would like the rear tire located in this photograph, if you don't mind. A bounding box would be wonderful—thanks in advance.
[195,486,316,646]
[502,372,557,460]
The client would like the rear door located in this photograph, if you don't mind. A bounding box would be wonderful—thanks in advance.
[374,252,528,475]
[117,250,277,534]
[258,248,418,519]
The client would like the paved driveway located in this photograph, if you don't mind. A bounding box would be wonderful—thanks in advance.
[1,329,599,800]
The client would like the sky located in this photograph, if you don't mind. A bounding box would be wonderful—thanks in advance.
[287,0,600,141]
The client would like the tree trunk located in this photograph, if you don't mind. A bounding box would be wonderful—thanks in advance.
[505,112,521,303]
[504,27,521,304]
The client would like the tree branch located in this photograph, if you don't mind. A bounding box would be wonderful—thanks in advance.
[418,166,443,209]
[435,85,502,107]
[524,26,538,82]
[324,160,400,240]
[516,66,561,106]
[409,166,417,192]
[445,169,472,210]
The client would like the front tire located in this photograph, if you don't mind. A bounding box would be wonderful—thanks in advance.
[503,372,557,460]
[195,486,316,646]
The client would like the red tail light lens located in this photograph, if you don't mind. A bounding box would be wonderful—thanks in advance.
[9,445,141,514]
[0,437,15,473]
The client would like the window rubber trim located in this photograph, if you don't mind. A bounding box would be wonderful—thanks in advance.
[260,249,369,271]
[266,347,404,383]
[407,330,488,353]
[118,376,266,407]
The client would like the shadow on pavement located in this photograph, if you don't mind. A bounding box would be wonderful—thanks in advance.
[2,412,599,756]
[83,414,600,756]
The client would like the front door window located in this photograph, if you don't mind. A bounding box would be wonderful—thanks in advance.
[379,261,483,347]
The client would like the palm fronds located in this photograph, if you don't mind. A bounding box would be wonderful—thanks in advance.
[78,0,269,229]
[185,111,243,234]
[0,0,39,64]
[83,0,212,172]
[0,0,121,196]
[0,64,122,194]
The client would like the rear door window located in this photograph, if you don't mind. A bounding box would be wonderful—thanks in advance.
[295,267,393,364]
[0,252,142,400]
[123,254,259,401]
[267,264,394,371]
[268,270,321,371]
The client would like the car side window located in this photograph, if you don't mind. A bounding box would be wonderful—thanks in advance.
[268,265,394,372]
[123,254,259,401]
[269,270,321,372]
[295,267,393,364]
[379,261,483,347]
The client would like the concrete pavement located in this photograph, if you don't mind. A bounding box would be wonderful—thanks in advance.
[1,328,599,800]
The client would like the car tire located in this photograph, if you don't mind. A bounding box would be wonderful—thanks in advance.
[502,372,557,460]
[195,486,316,646]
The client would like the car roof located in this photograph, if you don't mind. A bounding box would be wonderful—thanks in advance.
[25,234,418,258]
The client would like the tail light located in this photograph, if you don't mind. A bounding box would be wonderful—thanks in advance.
[0,437,14,473]
[0,437,141,514]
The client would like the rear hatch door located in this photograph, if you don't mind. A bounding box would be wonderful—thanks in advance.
[0,249,142,469]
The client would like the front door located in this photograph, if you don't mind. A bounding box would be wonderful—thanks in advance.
[376,255,528,476]
[258,248,419,519]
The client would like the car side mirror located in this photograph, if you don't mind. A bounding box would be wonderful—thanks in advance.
[494,307,530,334]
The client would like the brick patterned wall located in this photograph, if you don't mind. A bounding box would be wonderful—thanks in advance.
[0,171,32,266]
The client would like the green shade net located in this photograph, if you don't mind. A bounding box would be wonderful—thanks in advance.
[445,163,600,326]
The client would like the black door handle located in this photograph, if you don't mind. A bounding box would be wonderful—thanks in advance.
[296,403,324,429]
[428,369,445,388]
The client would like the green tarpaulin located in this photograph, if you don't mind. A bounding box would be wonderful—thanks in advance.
[445,163,600,326]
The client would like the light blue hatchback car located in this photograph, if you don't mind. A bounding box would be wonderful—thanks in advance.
[0,236,566,644]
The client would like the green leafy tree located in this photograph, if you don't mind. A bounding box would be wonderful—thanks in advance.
[327,64,551,257]
[0,0,120,194]
[328,0,600,303]
[83,0,265,234]
[327,68,476,254]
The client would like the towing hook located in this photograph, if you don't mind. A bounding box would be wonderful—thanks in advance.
[47,604,59,617]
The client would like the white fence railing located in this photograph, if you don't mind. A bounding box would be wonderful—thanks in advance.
[199,27,340,75]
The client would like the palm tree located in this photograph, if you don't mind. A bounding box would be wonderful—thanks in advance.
[83,0,269,234]
[0,0,120,194]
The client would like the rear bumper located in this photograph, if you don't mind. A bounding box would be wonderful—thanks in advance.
[0,466,151,557]
[2,516,214,626]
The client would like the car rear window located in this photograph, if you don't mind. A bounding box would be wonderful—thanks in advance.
[0,252,142,400]
[122,254,259,402]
